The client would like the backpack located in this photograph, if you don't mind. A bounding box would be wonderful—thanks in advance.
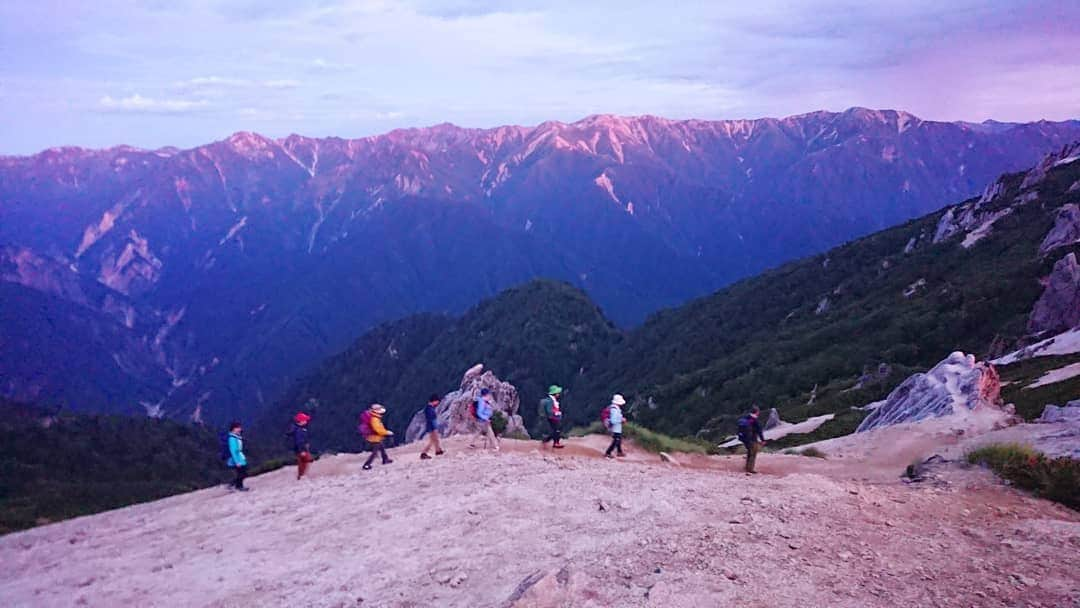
[599,405,611,428]
[736,415,752,443]
[358,410,373,437]
[218,431,232,463]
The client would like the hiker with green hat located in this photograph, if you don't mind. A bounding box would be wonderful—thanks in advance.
[539,385,565,449]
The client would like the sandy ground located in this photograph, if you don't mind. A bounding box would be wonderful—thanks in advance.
[1,434,1078,608]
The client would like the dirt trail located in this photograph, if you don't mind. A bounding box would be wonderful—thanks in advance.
[1,436,1077,608]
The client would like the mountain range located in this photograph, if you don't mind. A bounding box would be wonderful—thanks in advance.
[3,108,1079,423]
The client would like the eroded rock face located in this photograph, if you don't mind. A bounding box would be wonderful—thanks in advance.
[1039,204,1080,256]
[1038,400,1080,424]
[765,408,782,430]
[1028,253,1080,335]
[404,364,529,442]
[856,352,1002,432]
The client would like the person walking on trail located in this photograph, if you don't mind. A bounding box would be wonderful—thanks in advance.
[604,394,626,458]
[737,406,767,474]
[539,385,565,449]
[286,412,313,480]
[361,404,394,470]
[226,421,249,491]
[420,394,445,460]
[471,388,500,451]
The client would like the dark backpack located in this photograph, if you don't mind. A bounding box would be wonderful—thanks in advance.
[218,431,232,463]
[736,415,752,443]
[358,410,373,437]
[470,399,480,419]
[600,406,611,427]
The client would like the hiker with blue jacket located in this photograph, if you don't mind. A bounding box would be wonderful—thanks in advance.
[539,385,565,449]
[226,421,249,491]
[604,394,626,458]
[471,388,499,451]
[419,394,445,460]
[737,406,767,474]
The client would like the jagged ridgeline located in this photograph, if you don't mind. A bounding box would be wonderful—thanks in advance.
[262,280,621,450]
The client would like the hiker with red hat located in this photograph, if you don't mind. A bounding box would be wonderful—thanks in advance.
[286,412,313,480]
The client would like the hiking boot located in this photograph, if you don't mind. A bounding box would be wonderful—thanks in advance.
[420,453,432,460]
[383,459,394,465]
[435,450,445,456]
[605,453,614,459]
[616,452,626,458]
[236,487,250,492]
[553,443,565,449]
[362,464,372,470]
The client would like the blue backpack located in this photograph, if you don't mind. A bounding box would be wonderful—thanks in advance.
[218,431,232,463]
[736,416,752,443]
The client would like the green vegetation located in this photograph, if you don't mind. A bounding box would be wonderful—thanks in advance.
[766,409,869,450]
[967,444,1080,510]
[490,410,508,436]
[575,159,1080,439]
[620,423,715,455]
[997,354,1080,420]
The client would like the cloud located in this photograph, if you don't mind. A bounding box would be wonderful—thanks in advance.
[98,94,209,113]
[173,77,301,91]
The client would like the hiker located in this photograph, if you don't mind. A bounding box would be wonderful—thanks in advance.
[286,412,313,480]
[361,404,394,470]
[539,385,565,449]
[737,406,767,474]
[226,421,249,491]
[471,388,499,451]
[420,393,445,460]
[604,394,626,458]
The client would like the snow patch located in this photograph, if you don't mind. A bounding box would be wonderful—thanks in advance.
[994,327,1080,365]
[1026,362,1080,389]
[219,216,248,245]
[593,172,620,204]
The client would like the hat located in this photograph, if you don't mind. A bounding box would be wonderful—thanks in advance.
[294,412,311,424]
[428,393,442,403]
[611,394,626,406]
[371,404,386,414]
[548,385,563,395]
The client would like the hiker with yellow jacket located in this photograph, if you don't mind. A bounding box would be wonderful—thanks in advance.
[359,404,394,470]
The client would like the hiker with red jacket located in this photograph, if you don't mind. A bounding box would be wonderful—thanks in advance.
[419,394,445,460]
[603,394,626,458]
[286,412,313,480]
[539,385,565,449]
[737,406,767,474]
[360,404,394,470]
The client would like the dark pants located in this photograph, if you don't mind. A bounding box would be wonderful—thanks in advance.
[365,442,390,466]
[544,417,562,444]
[232,465,248,489]
[744,441,761,473]
[605,432,623,456]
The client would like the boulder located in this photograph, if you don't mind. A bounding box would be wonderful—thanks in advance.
[1028,253,1080,335]
[1038,204,1080,255]
[856,352,1002,432]
[404,364,529,443]
[764,408,782,430]
[1038,400,1080,424]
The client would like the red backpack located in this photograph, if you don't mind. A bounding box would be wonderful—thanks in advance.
[600,405,611,428]
[358,410,373,436]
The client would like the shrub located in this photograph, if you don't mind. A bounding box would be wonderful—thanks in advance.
[490,410,508,436]
[967,443,1079,511]
[622,423,714,455]
[567,421,607,437]
[796,446,827,459]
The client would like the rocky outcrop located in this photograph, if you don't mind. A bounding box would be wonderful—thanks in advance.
[856,352,1002,432]
[764,408,782,430]
[404,364,529,443]
[1028,253,1080,335]
[1038,400,1080,423]
[1038,204,1080,255]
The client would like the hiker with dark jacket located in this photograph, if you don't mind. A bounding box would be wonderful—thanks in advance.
[539,385,565,449]
[420,394,445,460]
[604,394,626,458]
[286,412,313,480]
[738,406,767,474]
[471,389,499,451]
[362,404,394,470]
[226,421,249,491]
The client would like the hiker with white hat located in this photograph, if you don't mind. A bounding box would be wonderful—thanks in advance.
[359,404,394,470]
[603,394,627,458]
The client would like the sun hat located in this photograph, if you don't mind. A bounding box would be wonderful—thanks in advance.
[548,385,563,395]
[294,412,311,424]
[371,404,386,414]
[611,394,626,406]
